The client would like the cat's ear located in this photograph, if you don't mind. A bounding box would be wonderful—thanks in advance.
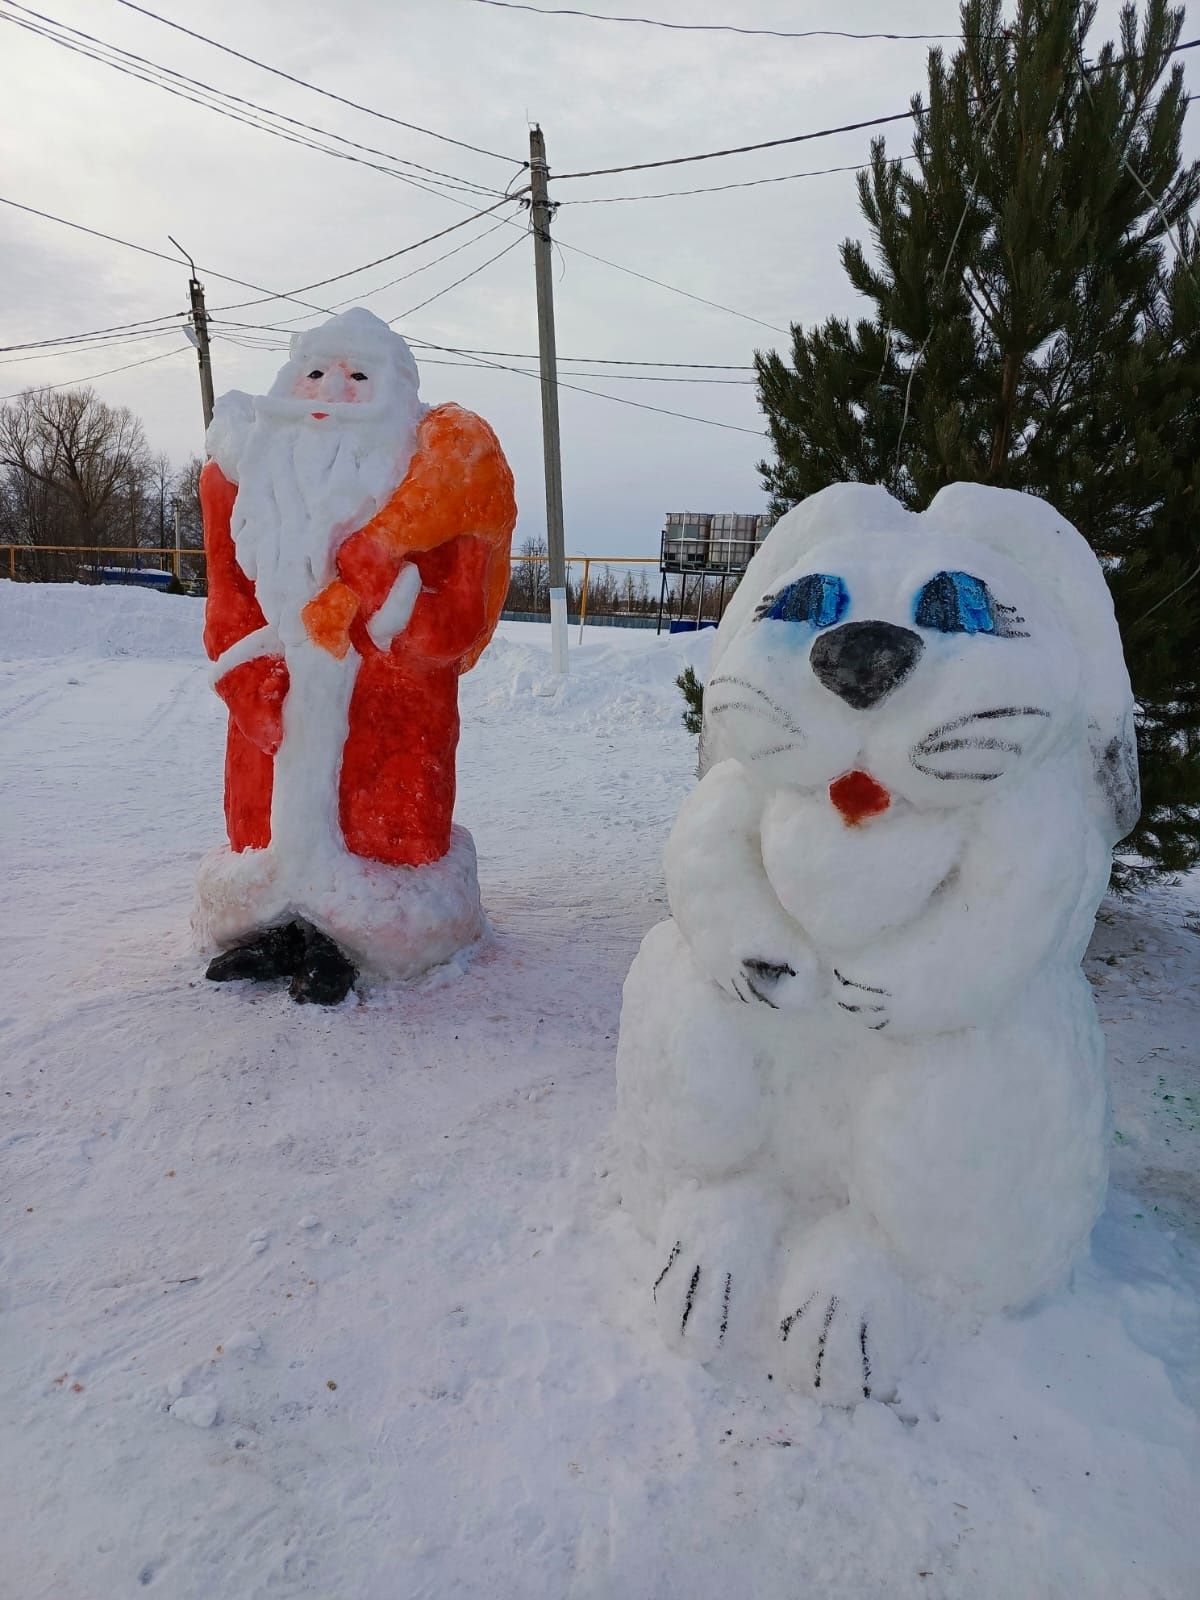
[924,484,1140,848]
[1091,709,1140,842]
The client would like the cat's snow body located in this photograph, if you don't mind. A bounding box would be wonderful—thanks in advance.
[616,482,1138,1405]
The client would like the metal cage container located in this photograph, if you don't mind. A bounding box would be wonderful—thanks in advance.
[707,512,762,571]
[661,512,712,571]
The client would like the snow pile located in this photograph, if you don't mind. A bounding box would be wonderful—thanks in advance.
[481,623,712,733]
[1,579,1197,1598]
[0,579,204,661]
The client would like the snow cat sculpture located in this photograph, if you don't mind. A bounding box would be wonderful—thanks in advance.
[616,482,1139,1404]
[194,308,516,1004]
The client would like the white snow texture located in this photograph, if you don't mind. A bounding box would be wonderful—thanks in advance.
[617,482,1140,1405]
[196,309,486,978]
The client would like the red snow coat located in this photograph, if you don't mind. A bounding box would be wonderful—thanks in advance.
[201,403,516,867]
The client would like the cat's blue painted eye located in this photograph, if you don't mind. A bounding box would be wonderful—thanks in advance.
[756,573,850,628]
[914,570,996,635]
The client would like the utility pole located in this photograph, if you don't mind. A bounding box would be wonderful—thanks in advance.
[528,126,569,676]
[174,502,182,582]
[170,236,214,434]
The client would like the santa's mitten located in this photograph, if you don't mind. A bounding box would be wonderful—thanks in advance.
[215,654,289,754]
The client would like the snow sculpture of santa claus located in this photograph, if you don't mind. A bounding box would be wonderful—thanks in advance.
[194,308,516,1005]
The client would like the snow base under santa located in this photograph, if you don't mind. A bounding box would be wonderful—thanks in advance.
[193,822,487,981]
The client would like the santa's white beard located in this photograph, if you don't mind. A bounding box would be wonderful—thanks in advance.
[230,398,418,644]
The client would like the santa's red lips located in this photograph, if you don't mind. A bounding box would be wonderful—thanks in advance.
[830,769,891,826]
[310,411,329,420]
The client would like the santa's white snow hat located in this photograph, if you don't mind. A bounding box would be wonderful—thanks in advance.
[268,307,421,402]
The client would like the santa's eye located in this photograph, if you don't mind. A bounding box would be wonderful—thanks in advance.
[755,573,849,628]
[307,369,324,380]
[350,371,368,381]
[914,570,996,634]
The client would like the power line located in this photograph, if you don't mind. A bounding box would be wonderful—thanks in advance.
[422,358,755,384]
[552,110,916,182]
[207,335,756,383]
[413,340,763,434]
[0,343,187,401]
[552,237,788,333]
[0,5,510,205]
[212,214,519,335]
[0,319,185,355]
[387,232,528,323]
[463,0,968,42]
[563,154,911,204]
[551,38,1200,182]
[208,195,522,311]
[0,326,185,364]
[216,328,757,369]
[0,192,523,323]
[112,0,522,165]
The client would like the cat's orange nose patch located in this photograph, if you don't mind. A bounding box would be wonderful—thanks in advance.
[830,769,891,826]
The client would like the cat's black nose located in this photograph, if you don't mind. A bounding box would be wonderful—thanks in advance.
[809,621,924,710]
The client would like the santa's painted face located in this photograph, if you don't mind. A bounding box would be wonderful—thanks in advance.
[291,357,377,417]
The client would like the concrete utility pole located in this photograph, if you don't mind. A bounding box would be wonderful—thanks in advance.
[170,236,214,434]
[528,126,569,676]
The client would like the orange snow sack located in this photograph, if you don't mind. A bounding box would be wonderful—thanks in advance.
[336,403,517,671]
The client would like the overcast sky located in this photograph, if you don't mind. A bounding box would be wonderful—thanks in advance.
[2,0,1195,558]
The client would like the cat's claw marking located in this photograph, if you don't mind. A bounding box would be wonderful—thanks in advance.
[813,1296,839,1389]
[780,1292,817,1342]
[834,968,889,997]
[680,1265,702,1334]
[860,1318,872,1399]
[653,1241,681,1303]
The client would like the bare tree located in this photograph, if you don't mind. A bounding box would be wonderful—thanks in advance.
[0,387,151,577]
[508,533,549,613]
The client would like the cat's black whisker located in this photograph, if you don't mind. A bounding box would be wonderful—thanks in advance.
[706,676,804,735]
[706,701,805,738]
[750,742,804,760]
[918,736,1022,756]
[915,764,1011,784]
[911,759,1004,781]
[918,705,1050,746]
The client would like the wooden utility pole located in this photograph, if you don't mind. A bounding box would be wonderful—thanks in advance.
[528,126,569,675]
[170,236,214,433]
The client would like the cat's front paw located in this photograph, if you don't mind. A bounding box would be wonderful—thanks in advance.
[832,966,893,1031]
[652,1181,785,1363]
[716,944,819,1012]
[776,1218,929,1405]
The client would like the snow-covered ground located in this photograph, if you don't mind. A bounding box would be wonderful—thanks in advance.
[2,582,1197,1600]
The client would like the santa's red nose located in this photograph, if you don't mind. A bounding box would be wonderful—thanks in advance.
[830,769,891,826]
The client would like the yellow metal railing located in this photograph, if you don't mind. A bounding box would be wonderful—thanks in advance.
[1,545,672,634]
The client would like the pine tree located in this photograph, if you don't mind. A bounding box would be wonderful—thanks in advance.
[757,0,1200,881]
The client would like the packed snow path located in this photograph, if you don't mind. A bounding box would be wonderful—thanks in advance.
[2,586,1198,1600]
